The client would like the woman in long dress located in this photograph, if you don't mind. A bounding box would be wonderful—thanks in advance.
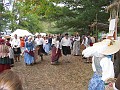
[0,38,11,73]
[73,33,80,56]
[24,36,34,65]
[82,39,120,90]
[51,36,62,65]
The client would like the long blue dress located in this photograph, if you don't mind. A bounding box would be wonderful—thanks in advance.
[24,41,34,65]
[88,55,113,90]
[88,57,105,90]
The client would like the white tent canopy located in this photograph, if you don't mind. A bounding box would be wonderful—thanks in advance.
[11,29,33,37]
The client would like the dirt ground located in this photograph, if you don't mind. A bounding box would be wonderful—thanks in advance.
[12,54,93,90]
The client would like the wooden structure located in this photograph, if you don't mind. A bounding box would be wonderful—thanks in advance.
[107,0,120,78]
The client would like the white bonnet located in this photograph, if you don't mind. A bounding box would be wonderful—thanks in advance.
[28,36,32,39]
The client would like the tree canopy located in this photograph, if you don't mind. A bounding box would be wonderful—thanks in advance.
[0,0,113,34]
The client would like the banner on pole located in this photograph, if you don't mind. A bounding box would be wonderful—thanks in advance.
[108,19,116,36]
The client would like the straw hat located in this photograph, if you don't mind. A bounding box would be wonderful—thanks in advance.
[82,39,120,57]
[101,39,120,55]
[94,39,120,55]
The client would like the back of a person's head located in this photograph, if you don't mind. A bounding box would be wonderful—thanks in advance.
[0,70,23,90]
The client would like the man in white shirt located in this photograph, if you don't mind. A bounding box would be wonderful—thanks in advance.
[35,34,45,61]
[61,33,72,63]
[11,34,21,62]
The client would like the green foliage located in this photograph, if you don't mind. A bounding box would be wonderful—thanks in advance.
[47,0,112,34]
[0,3,4,12]
[0,0,113,35]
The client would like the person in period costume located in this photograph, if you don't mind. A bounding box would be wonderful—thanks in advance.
[82,39,120,90]
[51,36,62,65]
[11,34,21,62]
[72,33,80,56]
[61,33,72,62]
[7,43,14,67]
[20,37,25,55]
[0,38,11,73]
[90,36,95,46]
[0,70,23,90]
[81,35,89,48]
[24,36,35,66]
[35,34,45,61]
[43,36,50,55]
[33,39,39,64]
[5,38,14,67]
[51,35,57,47]
[48,34,52,50]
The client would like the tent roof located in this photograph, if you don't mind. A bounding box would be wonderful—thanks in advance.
[11,29,33,37]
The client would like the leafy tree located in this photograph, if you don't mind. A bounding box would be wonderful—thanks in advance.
[0,3,11,32]
[1,0,113,34]
[47,0,113,34]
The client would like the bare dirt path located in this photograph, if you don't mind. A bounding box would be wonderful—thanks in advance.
[12,55,92,90]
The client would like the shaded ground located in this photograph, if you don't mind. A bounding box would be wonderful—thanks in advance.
[12,54,92,90]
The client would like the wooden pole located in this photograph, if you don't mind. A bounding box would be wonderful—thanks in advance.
[114,4,119,40]
[95,14,98,41]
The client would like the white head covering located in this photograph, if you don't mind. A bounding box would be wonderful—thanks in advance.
[28,36,32,40]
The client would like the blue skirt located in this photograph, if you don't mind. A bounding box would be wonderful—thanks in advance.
[88,72,105,90]
[24,52,34,65]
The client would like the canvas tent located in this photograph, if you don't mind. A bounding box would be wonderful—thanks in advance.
[11,29,33,37]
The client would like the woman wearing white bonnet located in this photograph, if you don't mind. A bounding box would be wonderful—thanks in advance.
[82,39,120,90]
[24,36,35,66]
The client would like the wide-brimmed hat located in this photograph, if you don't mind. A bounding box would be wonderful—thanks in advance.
[82,39,120,57]
[101,39,120,55]
[0,38,5,44]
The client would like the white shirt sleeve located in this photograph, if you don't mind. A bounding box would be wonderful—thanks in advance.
[56,41,59,48]
[100,57,114,81]
[92,56,96,72]
[17,39,20,47]
[76,36,80,41]
[69,38,72,49]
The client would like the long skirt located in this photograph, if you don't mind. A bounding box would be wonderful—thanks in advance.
[73,41,80,55]
[0,64,10,73]
[0,57,11,73]
[38,45,46,55]
[24,52,34,65]
[13,47,21,56]
[62,46,71,56]
[34,46,39,61]
[51,46,62,62]
[88,72,105,90]
[43,44,50,54]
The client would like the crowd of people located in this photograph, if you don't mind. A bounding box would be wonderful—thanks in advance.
[1,32,120,90]
[0,32,96,68]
